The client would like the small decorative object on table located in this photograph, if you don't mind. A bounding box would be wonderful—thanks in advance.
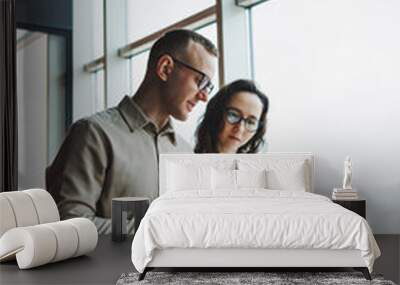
[332,188,359,200]
[332,156,366,218]
[342,156,353,190]
[332,156,359,200]
[112,197,150,242]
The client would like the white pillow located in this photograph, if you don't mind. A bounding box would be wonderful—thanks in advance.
[211,169,268,190]
[267,167,306,191]
[212,168,237,190]
[238,159,309,191]
[236,169,268,189]
[166,162,212,191]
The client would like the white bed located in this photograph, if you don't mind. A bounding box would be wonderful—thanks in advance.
[131,153,380,280]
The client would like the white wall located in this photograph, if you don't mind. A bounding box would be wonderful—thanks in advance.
[252,0,400,234]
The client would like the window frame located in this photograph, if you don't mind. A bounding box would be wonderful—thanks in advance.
[79,1,253,113]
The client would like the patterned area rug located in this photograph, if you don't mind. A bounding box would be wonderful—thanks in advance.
[116,271,396,285]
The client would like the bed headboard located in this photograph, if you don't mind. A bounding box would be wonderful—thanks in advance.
[159,153,314,196]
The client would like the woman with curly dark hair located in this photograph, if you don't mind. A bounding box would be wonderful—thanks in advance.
[194,79,269,153]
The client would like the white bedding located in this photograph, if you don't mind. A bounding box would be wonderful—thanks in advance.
[131,190,380,273]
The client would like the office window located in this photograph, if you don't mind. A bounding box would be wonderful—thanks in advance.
[79,0,105,114]
[251,0,400,151]
[94,69,105,112]
[251,0,400,233]
[127,0,215,43]
[129,51,150,95]
[93,0,105,110]
[92,0,104,58]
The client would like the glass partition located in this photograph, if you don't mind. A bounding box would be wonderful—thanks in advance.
[17,29,67,188]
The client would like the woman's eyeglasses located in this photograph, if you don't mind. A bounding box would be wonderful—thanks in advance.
[225,108,260,132]
[169,55,214,94]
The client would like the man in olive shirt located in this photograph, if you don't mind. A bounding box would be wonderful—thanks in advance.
[46,30,218,234]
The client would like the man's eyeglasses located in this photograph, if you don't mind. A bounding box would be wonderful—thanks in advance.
[225,108,260,132]
[169,55,214,94]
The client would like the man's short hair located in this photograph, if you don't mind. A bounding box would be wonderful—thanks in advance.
[148,29,218,69]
